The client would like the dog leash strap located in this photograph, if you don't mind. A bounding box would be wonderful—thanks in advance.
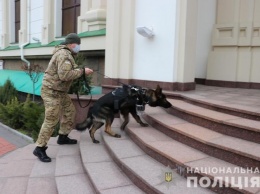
[76,69,92,108]
[94,70,126,86]
[76,90,92,108]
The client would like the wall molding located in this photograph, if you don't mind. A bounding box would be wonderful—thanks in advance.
[103,78,195,91]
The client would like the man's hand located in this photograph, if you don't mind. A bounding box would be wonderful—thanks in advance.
[84,68,93,75]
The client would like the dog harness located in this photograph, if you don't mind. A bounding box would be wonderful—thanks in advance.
[112,85,147,112]
[112,86,129,110]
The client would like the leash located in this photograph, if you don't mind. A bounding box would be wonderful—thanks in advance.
[76,69,92,108]
[94,70,127,86]
[76,70,120,109]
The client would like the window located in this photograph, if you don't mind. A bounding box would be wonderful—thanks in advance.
[15,0,20,43]
[62,0,80,36]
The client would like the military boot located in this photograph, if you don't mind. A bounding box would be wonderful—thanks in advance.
[33,146,51,162]
[57,134,77,145]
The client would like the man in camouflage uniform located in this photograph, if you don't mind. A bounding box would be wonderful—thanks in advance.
[33,33,93,162]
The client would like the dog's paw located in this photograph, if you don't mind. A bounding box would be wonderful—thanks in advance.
[114,134,121,138]
[93,139,100,144]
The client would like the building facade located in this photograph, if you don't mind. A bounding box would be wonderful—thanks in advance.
[0,0,259,92]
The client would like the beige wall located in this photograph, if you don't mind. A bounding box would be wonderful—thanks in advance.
[105,0,199,85]
[207,0,260,83]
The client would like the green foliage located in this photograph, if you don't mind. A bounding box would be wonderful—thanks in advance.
[0,94,45,141]
[0,97,23,129]
[69,75,92,95]
[0,78,18,105]
[22,95,44,132]
[69,53,92,95]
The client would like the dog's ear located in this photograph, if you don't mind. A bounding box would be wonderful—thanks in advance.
[155,85,162,94]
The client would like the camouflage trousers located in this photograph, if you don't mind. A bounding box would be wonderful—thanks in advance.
[35,87,76,147]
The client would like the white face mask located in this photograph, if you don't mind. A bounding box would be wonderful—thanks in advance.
[72,44,80,53]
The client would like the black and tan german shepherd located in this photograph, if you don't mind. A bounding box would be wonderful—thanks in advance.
[76,85,172,143]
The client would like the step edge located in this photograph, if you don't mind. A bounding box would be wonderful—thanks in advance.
[144,113,260,162]
[127,125,258,194]
[78,135,141,193]
[166,92,260,118]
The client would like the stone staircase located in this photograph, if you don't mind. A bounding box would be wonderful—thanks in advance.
[1,85,260,194]
[127,105,259,194]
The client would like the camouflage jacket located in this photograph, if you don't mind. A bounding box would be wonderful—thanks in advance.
[42,45,83,93]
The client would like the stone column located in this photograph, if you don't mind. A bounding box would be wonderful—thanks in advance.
[19,0,29,44]
[1,0,9,48]
[105,0,135,83]
[175,0,198,89]
[41,0,54,45]
[85,0,107,31]
[104,0,120,80]
[78,0,91,33]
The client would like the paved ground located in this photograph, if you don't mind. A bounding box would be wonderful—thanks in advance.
[0,122,33,157]
[0,137,16,156]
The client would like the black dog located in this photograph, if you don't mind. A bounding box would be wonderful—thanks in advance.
[76,85,172,143]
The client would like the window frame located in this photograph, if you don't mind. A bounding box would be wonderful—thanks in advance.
[61,0,80,36]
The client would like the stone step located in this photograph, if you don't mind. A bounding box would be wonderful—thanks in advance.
[165,91,260,121]
[101,119,214,194]
[79,127,144,194]
[142,106,260,170]
[125,119,260,194]
[54,130,95,194]
[167,99,260,143]
[27,142,59,194]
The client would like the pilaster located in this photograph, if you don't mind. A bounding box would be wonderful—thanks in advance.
[105,0,135,80]
[19,0,28,44]
[78,0,91,33]
[41,0,54,45]
[175,0,198,83]
[86,0,106,31]
[1,0,9,48]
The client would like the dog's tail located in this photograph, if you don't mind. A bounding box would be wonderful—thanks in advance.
[75,117,93,131]
[75,107,93,131]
